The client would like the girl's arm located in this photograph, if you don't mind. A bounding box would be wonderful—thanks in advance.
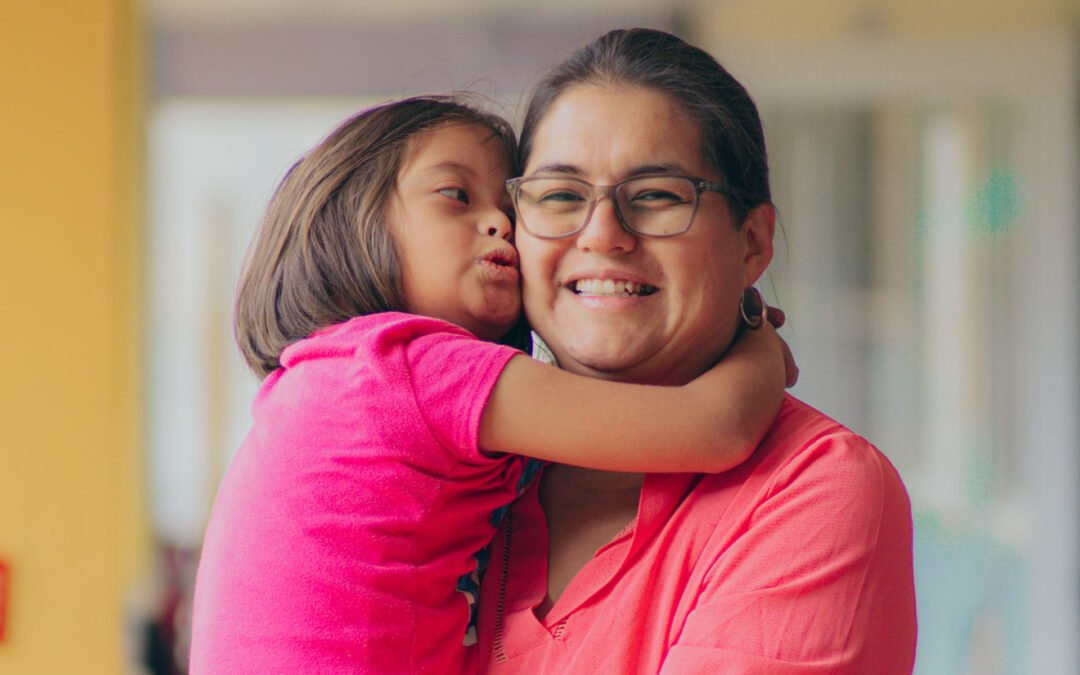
[479,324,789,473]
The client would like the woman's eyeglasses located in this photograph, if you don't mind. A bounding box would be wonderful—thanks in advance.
[505,174,736,239]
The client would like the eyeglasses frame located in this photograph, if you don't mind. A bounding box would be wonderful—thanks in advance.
[505,173,739,240]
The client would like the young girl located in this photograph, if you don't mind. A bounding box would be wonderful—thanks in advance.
[190,96,790,674]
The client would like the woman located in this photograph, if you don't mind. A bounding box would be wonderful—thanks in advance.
[475,28,917,673]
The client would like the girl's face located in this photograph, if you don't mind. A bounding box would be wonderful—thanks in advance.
[388,122,521,341]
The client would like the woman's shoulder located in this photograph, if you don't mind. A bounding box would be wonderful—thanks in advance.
[767,395,892,463]
[747,394,910,510]
[770,394,862,444]
[674,394,913,581]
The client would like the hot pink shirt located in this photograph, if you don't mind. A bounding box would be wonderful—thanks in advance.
[190,313,537,674]
[477,396,917,674]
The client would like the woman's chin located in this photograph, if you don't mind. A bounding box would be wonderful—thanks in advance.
[555,340,655,380]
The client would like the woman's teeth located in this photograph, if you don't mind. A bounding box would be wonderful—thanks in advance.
[573,279,656,297]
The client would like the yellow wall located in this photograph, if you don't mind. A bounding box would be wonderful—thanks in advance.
[0,2,146,673]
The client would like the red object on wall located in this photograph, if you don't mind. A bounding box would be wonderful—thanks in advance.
[0,559,7,642]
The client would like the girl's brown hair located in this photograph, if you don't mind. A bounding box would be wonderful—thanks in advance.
[235,95,518,378]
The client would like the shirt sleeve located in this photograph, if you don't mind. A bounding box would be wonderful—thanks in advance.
[402,324,520,462]
[660,433,917,674]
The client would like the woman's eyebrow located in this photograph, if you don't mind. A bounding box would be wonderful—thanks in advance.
[627,163,687,176]
[528,163,581,176]
[528,162,692,178]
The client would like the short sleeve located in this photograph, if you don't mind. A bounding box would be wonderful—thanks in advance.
[403,324,520,462]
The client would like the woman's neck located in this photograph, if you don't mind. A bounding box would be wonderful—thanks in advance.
[537,463,644,616]
[544,464,644,494]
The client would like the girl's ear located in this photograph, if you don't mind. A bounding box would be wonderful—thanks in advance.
[740,203,775,287]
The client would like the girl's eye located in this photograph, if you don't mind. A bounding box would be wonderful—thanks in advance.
[438,187,469,204]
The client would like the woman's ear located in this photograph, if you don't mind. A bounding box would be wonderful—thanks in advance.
[740,203,775,287]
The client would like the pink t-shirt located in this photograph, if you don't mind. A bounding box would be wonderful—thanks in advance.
[190,313,538,674]
[477,395,917,674]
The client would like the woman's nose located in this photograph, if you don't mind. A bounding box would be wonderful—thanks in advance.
[575,197,637,254]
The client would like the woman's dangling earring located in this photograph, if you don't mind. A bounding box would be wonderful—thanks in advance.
[740,287,768,330]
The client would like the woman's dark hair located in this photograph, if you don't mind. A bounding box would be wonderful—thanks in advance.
[235,95,521,378]
[519,28,770,224]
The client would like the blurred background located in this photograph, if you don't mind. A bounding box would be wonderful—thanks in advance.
[2,0,1077,673]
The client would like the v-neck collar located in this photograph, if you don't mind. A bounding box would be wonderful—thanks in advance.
[516,472,701,627]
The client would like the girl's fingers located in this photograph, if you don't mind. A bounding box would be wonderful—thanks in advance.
[766,306,785,329]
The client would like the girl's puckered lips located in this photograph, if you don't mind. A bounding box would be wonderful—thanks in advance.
[477,246,521,283]
[480,246,519,269]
